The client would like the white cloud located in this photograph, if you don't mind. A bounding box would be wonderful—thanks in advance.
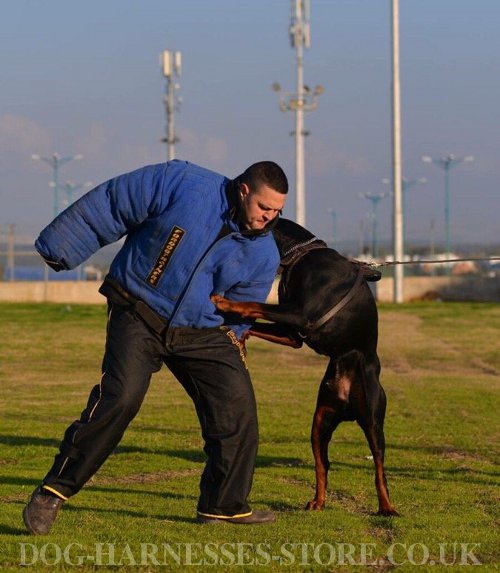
[178,128,229,169]
[307,137,373,176]
[0,114,51,155]
[72,122,164,179]
[73,122,108,159]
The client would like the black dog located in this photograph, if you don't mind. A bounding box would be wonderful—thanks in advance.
[212,218,398,516]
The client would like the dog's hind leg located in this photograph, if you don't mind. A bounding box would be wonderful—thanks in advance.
[306,359,346,511]
[355,356,398,516]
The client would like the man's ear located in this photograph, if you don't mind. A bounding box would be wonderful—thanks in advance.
[239,182,251,200]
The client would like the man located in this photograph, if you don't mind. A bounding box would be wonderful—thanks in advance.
[23,159,288,534]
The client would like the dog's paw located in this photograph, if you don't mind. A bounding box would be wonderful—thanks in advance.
[211,294,228,309]
[376,507,400,517]
[305,500,324,511]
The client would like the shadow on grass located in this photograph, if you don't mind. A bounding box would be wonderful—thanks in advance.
[106,445,306,470]
[0,435,305,469]
[3,484,197,535]
[3,433,494,460]
[4,435,497,487]
[2,511,196,539]
[136,448,499,484]
[0,435,61,448]
[266,500,305,512]
[0,523,26,535]
[1,476,194,503]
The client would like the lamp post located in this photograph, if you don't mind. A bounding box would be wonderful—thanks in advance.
[1,224,16,282]
[60,181,93,209]
[327,208,337,248]
[391,0,403,302]
[422,154,474,260]
[60,181,93,280]
[160,50,182,161]
[358,218,367,256]
[383,176,426,255]
[273,0,323,227]
[359,192,390,259]
[32,153,83,218]
[401,178,426,254]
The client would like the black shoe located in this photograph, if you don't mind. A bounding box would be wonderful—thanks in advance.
[23,486,64,535]
[197,510,276,524]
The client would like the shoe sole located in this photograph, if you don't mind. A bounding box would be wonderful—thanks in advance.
[196,516,276,525]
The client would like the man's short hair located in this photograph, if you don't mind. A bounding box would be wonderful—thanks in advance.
[240,161,288,194]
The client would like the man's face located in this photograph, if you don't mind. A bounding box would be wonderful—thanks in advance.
[239,183,287,231]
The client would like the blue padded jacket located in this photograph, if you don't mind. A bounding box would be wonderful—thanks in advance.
[35,160,280,337]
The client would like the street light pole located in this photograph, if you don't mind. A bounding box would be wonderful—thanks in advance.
[60,181,93,209]
[401,177,426,254]
[6,224,15,282]
[422,154,474,260]
[383,176,426,255]
[59,181,93,281]
[327,207,337,248]
[391,0,404,303]
[32,152,82,287]
[32,153,83,218]
[359,192,390,259]
[161,50,182,161]
[273,0,323,227]
[295,15,305,227]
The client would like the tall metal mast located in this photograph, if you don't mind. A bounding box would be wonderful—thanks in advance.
[161,50,182,160]
[273,0,323,227]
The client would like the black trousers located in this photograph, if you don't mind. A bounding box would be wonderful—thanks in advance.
[42,303,258,517]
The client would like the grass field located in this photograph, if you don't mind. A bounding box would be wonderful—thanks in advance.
[0,302,499,572]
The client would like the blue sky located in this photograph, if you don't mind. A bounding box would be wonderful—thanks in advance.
[1,0,498,249]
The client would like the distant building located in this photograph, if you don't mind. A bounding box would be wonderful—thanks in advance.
[2,266,78,281]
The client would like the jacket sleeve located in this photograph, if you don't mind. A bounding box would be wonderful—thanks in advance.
[35,163,173,270]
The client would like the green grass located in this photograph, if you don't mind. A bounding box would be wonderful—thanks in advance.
[0,302,499,572]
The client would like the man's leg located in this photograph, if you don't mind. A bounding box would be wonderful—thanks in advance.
[164,327,272,523]
[23,304,163,534]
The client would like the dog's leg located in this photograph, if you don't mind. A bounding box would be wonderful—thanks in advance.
[248,323,304,348]
[211,295,306,330]
[356,357,399,516]
[306,360,344,511]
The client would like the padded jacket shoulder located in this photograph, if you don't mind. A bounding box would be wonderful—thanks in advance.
[35,160,280,337]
